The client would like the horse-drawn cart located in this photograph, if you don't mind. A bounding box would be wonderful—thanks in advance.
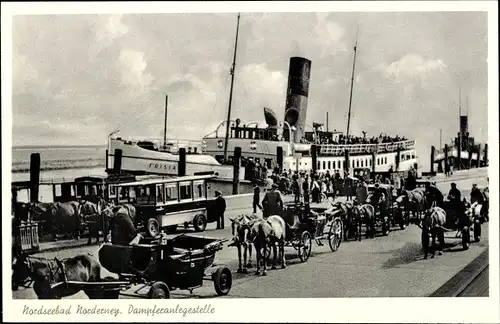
[51,234,232,299]
[441,200,482,250]
[280,202,343,262]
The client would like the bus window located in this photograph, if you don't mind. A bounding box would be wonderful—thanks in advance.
[193,180,205,200]
[165,184,178,203]
[179,181,193,200]
[54,184,62,197]
[129,187,137,202]
[109,185,117,198]
[118,187,129,203]
[156,184,165,204]
[137,185,153,204]
[76,185,86,197]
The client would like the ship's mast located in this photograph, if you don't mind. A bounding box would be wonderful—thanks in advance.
[345,29,359,144]
[163,95,168,150]
[223,13,241,162]
[458,86,462,170]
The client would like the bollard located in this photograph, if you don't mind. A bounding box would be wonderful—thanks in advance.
[277,146,283,174]
[430,146,435,174]
[113,149,123,173]
[106,149,109,170]
[344,149,350,176]
[30,153,41,203]
[178,148,186,176]
[371,151,376,174]
[396,147,401,171]
[311,145,318,175]
[233,147,241,195]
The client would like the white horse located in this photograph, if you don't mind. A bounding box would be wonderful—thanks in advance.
[229,213,262,273]
[248,215,286,276]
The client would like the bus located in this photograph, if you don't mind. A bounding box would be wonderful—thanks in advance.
[110,174,218,236]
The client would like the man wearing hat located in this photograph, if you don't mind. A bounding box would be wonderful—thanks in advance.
[262,183,284,218]
[425,182,444,209]
[214,191,226,229]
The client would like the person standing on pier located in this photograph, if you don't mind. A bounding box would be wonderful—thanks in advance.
[252,183,263,214]
[214,191,226,230]
[291,175,302,204]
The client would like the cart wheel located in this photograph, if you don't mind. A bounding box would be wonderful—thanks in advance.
[298,231,312,262]
[147,218,160,237]
[328,219,343,252]
[148,282,170,299]
[473,221,481,242]
[193,214,207,232]
[212,266,232,296]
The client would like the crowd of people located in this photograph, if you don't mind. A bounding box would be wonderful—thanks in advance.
[299,133,408,146]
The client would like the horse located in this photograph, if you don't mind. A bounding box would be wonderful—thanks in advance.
[248,215,286,276]
[12,253,103,299]
[419,206,447,259]
[396,189,427,221]
[331,201,358,241]
[229,213,262,273]
[78,199,113,245]
[29,201,83,241]
[352,203,376,240]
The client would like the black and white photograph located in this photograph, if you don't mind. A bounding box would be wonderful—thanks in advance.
[2,1,499,323]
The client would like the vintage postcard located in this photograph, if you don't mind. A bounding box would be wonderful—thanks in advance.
[2,1,499,323]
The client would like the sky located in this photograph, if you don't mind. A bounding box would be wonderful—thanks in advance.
[11,11,488,170]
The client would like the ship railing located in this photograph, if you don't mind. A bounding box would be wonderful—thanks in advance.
[121,137,203,150]
[319,140,415,156]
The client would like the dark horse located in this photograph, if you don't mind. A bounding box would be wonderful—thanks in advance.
[12,252,106,299]
[79,198,113,245]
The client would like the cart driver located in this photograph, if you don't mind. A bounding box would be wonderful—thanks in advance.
[425,182,444,209]
[108,205,142,246]
[371,182,388,217]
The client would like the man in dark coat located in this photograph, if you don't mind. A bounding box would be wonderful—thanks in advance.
[252,184,263,213]
[425,182,444,209]
[470,184,484,204]
[109,206,140,245]
[262,184,284,218]
[214,191,226,229]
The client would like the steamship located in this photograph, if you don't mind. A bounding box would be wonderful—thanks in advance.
[107,14,419,180]
[432,114,488,173]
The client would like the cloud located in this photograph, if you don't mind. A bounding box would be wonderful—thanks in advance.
[374,53,447,85]
[94,15,129,53]
[10,12,488,172]
[117,49,154,91]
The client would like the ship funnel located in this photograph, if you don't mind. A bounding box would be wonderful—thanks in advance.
[284,57,312,143]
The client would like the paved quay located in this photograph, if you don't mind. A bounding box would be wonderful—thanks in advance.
[13,207,489,299]
[12,170,489,299]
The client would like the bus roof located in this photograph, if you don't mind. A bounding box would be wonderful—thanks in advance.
[114,174,217,187]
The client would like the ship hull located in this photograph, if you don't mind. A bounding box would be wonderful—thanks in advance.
[108,139,244,180]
